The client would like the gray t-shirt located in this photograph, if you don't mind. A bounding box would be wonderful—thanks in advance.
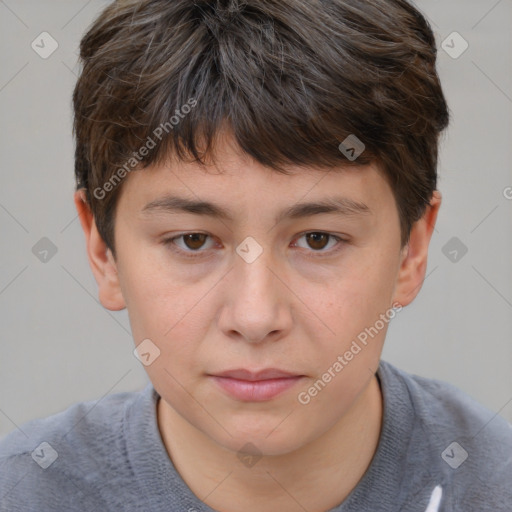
[1,360,511,511]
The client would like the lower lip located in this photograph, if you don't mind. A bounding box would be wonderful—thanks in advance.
[211,376,304,402]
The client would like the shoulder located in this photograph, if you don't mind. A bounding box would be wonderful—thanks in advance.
[383,360,512,446]
[380,360,512,509]
[0,386,151,511]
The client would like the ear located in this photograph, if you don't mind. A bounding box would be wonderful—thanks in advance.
[73,189,126,311]
[392,190,441,307]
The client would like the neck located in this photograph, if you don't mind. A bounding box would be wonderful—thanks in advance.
[157,375,383,512]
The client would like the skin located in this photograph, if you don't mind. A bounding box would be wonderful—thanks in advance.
[75,131,440,512]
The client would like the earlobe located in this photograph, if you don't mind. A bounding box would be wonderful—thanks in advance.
[73,190,126,311]
[392,190,442,307]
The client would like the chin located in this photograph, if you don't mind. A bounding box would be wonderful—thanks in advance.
[210,425,307,457]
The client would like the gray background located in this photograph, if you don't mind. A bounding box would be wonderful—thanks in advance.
[0,0,511,439]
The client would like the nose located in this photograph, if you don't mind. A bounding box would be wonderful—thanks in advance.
[217,247,292,344]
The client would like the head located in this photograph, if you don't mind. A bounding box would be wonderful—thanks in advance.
[73,0,448,455]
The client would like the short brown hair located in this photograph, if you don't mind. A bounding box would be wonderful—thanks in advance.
[73,0,449,255]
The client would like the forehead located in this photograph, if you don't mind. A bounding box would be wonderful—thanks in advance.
[117,134,393,217]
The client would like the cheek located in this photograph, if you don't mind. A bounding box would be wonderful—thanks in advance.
[346,242,400,310]
[302,250,398,367]
[117,248,206,364]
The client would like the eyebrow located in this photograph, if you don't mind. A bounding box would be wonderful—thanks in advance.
[140,194,371,223]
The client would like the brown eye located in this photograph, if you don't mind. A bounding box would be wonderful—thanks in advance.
[163,233,216,257]
[305,232,330,250]
[293,232,345,256]
[182,233,208,250]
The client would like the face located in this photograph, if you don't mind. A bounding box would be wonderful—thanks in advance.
[79,133,437,457]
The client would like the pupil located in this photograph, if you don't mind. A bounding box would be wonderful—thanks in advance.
[185,233,205,250]
[307,233,327,250]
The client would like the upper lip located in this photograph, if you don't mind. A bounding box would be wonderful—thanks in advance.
[211,368,302,381]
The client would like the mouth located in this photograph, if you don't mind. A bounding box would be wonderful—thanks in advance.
[208,368,306,402]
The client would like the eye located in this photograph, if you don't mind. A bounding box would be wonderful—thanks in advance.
[162,231,346,259]
[163,232,216,257]
[292,232,345,255]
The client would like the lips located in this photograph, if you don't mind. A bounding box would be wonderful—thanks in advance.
[209,368,305,402]
[213,368,300,381]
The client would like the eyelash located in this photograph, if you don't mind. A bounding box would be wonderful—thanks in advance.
[161,231,347,259]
